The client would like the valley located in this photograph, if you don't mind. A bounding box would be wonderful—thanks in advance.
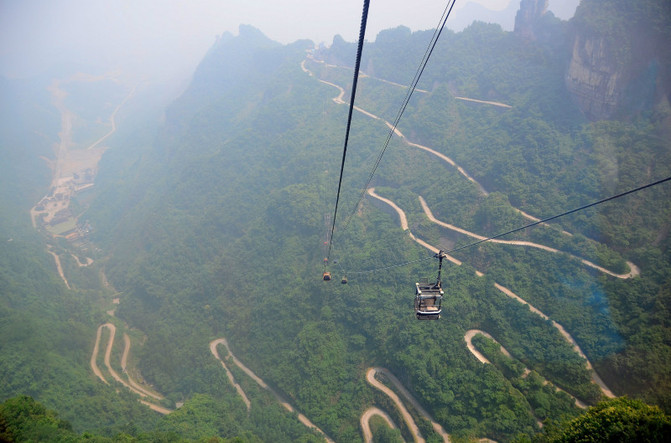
[81,51,638,440]
[3,1,670,440]
[30,74,135,264]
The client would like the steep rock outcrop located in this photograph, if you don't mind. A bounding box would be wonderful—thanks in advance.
[514,0,549,40]
[565,33,623,120]
[564,0,671,121]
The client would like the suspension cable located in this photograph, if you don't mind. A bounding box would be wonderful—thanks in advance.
[340,0,458,234]
[445,175,671,255]
[345,255,435,275]
[343,175,671,275]
[326,0,370,262]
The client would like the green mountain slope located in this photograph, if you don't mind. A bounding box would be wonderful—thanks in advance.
[0,77,163,434]
[2,1,670,441]
[87,15,669,443]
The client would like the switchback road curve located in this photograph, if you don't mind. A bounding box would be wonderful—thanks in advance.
[464,329,588,410]
[91,323,171,414]
[301,56,639,279]
[209,338,335,443]
[366,188,616,400]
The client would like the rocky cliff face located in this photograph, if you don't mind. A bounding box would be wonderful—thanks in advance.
[563,0,671,121]
[565,33,624,121]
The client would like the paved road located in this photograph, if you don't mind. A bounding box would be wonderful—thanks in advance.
[91,323,171,414]
[464,329,588,410]
[209,339,334,442]
[360,407,397,443]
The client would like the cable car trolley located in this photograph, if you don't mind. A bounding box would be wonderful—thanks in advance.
[414,251,447,320]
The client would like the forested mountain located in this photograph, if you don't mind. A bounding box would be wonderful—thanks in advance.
[2,0,670,441]
[0,75,163,434]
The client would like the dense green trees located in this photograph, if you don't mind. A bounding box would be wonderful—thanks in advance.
[0,396,76,442]
[530,397,671,442]
[2,1,670,441]
[0,395,267,442]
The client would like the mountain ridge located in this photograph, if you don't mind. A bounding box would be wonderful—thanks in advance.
[1,1,670,440]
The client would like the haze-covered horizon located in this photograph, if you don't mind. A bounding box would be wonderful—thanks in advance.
[1,0,579,83]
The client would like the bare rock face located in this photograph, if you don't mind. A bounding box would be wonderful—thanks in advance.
[514,0,549,40]
[563,1,671,122]
[565,34,623,121]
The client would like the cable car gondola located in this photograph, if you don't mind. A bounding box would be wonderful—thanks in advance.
[323,271,332,281]
[414,251,446,320]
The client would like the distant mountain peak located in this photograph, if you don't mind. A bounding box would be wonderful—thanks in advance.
[238,24,270,40]
[514,0,550,39]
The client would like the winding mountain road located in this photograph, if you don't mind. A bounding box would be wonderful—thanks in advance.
[209,339,252,411]
[87,83,136,151]
[209,339,335,442]
[305,53,626,396]
[302,56,639,279]
[366,368,425,443]
[366,187,615,400]
[91,323,171,414]
[208,339,455,441]
[34,79,135,290]
[209,337,455,441]
[464,329,588,409]
[90,55,627,436]
[419,196,638,279]
[46,245,70,289]
[360,407,397,443]
[367,367,451,443]
[367,188,462,266]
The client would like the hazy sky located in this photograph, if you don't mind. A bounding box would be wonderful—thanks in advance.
[0,0,580,80]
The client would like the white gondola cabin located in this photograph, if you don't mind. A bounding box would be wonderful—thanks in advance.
[414,281,443,320]
[414,250,447,320]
